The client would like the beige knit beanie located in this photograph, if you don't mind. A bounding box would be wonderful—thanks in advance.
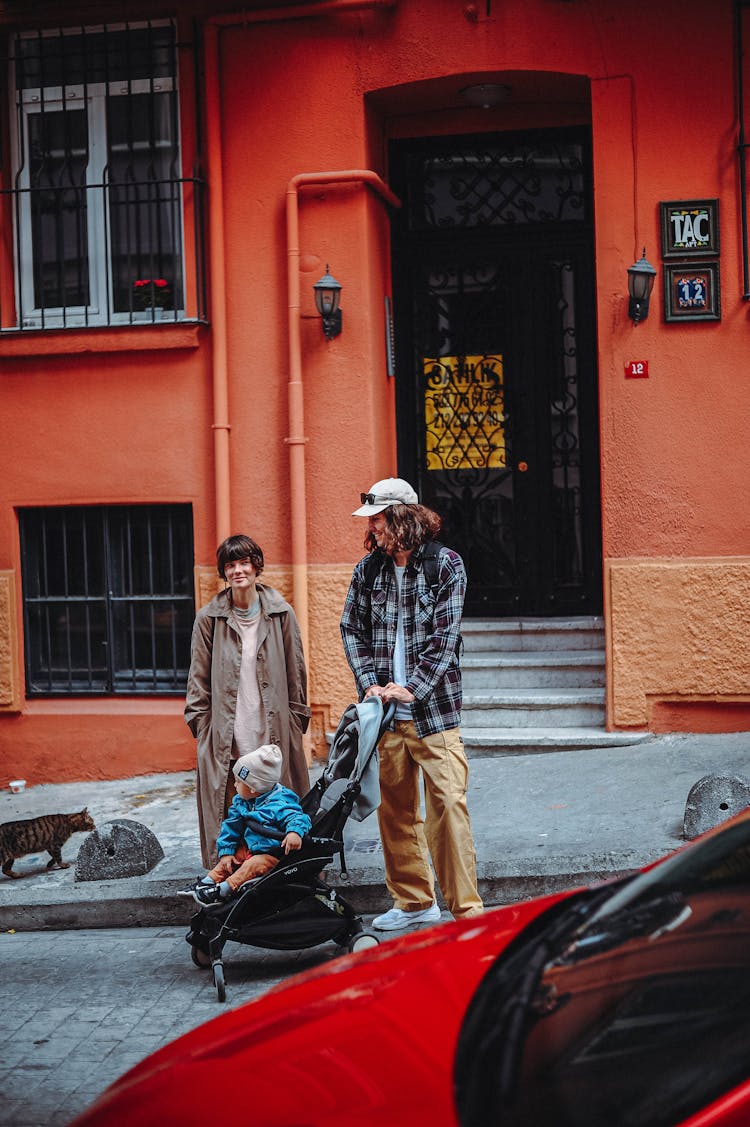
[233,744,283,793]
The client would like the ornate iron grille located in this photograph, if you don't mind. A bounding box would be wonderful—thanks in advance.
[3,21,207,329]
[405,139,587,230]
[415,259,520,597]
[418,256,588,605]
[20,504,195,694]
[547,259,584,590]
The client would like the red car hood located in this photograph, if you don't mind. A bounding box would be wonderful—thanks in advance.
[73,892,570,1127]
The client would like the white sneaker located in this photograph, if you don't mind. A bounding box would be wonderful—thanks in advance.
[372,902,441,931]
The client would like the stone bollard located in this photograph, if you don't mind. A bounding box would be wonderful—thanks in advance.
[75,818,164,881]
[683,774,750,840]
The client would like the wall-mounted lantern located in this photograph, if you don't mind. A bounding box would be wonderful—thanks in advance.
[627,248,657,323]
[313,265,342,339]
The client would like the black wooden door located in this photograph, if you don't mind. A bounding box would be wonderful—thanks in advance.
[390,129,602,617]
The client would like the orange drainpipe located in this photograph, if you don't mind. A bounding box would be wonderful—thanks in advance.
[204,23,231,543]
[285,171,401,662]
[203,0,398,548]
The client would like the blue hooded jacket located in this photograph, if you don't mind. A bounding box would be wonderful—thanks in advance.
[216,783,312,857]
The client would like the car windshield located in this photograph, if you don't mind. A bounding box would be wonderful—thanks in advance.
[455,810,750,1127]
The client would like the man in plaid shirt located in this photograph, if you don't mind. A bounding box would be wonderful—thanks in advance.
[340,477,483,931]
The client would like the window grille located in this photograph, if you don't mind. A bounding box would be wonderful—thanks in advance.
[3,21,207,329]
[20,504,195,694]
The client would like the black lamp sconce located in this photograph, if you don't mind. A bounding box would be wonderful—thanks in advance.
[313,265,343,339]
[627,248,657,323]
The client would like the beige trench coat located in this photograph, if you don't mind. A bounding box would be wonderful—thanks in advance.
[184,584,311,867]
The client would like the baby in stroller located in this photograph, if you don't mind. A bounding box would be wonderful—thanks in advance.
[182,744,312,907]
[184,697,395,1002]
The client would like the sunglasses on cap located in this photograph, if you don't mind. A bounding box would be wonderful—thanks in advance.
[360,492,403,506]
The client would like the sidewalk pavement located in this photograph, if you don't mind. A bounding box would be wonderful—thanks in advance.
[1,731,749,931]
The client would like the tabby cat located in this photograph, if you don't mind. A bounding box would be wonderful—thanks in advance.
[0,808,95,878]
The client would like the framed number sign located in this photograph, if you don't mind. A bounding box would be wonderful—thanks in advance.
[664,261,720,322]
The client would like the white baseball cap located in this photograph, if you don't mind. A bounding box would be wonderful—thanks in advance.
[352,477,419,516]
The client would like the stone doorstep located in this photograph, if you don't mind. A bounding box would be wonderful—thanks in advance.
[462,650,606,667]
[461,652,606,690]
[463,728,653,755]
[461,618,605,654]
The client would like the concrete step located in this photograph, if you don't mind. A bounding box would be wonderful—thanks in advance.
[462,726,653,757]
[462,616,604,654]
[461,649,605,689]
[461,688,606,728]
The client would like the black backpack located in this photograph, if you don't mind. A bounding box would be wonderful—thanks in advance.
[362,540,444,596]
[362,541,462,658]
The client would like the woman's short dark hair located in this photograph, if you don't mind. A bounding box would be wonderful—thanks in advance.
[216,534,264,579]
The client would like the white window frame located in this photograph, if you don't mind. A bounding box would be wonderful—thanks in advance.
[10,23,183,329]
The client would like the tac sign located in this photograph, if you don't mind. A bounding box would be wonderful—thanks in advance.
[660,199,719,258]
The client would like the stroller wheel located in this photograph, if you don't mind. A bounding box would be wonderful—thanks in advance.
[213,960,226,1003]
[349,929,380,954]
[190,944,211,970]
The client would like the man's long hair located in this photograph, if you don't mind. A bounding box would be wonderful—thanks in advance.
[364,503,442,555]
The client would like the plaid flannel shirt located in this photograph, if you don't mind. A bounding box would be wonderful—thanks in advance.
[340,542,465,738]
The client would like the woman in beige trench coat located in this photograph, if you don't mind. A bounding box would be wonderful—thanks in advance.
[184,534,311,868]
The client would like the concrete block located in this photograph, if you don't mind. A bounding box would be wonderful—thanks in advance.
[683,774,750,840]
[75,818,164,881]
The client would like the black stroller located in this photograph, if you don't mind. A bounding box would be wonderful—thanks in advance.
[185,697,394,1002]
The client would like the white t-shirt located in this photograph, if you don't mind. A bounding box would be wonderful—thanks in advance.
[392,565,412,721]
[231,611,266,757]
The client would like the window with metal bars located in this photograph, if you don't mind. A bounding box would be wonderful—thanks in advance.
[5,20,207,329]
[20,504,195,694]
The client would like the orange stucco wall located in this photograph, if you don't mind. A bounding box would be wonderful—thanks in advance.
[1,0,749,784]
[606,559,750,730]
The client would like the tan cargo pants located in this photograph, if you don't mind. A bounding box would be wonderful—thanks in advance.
[377,720,483,919]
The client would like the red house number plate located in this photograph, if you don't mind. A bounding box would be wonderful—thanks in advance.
[625,360,649,379]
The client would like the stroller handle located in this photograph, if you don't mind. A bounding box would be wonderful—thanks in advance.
[244,698,397,845]
[380,698,397,731]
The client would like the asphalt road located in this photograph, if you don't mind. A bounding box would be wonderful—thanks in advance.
[0,924,364,1126]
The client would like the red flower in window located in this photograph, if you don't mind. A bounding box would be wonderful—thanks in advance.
[133,278,172,309]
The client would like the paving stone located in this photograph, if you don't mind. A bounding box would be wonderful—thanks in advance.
[63,1044,121,1064]
[0,924,340,1125]
[25,1048,71,1065]
[5,1107,45,1126]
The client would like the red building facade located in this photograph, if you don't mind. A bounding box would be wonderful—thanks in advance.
[2,0,750,785]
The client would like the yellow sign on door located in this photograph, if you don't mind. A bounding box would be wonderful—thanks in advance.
[424,354,506,470]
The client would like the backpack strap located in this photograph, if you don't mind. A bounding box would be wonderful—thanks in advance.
[362,549,385,592]
[420,540,444,595]
[420,542,463,660]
